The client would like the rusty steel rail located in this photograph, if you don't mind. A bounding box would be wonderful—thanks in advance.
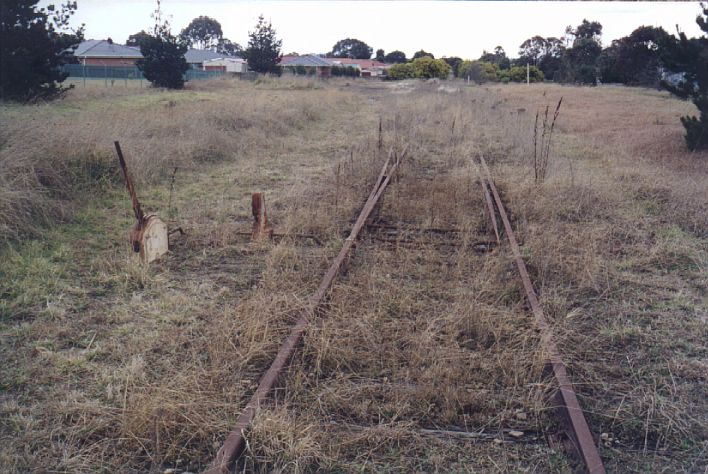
[205,150,404,474]
[480,178,501,246]
[477,156,605,474]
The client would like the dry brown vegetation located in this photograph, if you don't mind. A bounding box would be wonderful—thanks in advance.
[0,78,706,473]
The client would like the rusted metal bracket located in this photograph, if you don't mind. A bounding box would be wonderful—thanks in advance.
[477,155,605,474]
[205,149,406,474]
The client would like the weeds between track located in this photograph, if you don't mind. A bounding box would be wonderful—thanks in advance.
[0,78,706,473]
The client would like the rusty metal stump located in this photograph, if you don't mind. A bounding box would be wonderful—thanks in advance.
[251,192,273,241]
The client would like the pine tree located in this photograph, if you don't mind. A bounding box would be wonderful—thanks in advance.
[0,1,83,102]
[661,5,708,150]
[136,1,189,89]
[243,15,282,74]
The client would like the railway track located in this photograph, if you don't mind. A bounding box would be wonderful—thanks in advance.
[478,155,605,474]
[205,152,605,473]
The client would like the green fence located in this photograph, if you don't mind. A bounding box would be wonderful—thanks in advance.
[186,69,225,80]
[61,64,225,82]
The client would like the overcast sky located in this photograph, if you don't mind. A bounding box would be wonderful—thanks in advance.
[48,1,705,59]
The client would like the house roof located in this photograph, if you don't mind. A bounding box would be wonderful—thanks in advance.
[73,41,243,64]
[185,49,241,64]
[74,39,142,58]
[280,55,333,67]
[330,58,389,69]
[203,57,247,64]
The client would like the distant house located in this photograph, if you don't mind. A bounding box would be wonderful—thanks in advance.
[74,39,142,66]
[73,41,243,72]
[280,55,333,77]
[185,49,240,69]
[203,57,248,74]
[329,58,390,77]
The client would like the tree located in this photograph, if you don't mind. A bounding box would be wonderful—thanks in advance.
[661,5,708,150]
[458,60,497,82]
[126,30,150,48]
[413,49,434,60]
[243,15,282,74]
[479,46,510,69]
[411,56,451,79]
[507,65,544,83]
[558,19,603,84]
[518,36,564,79]
[387,62,414,80]
[574,19,603,41]
[599,26,668,86]
[538,38,564,79]
[0,0,83,101]
[136,1,189,89]
[330,38,372,59]
[563,40,602,83]
[180,15,222,50]
[443,56,462,77]
[375,48,385,62]
[384,50,407,63]
[216,38,243,56]
[386,57,450,80]
[518,36,547,65]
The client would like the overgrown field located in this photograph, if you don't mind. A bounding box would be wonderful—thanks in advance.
[0,77,705,473]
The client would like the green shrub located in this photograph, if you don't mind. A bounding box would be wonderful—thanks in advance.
[458,60,497,82]
[387,63,415,80]
[507,65,545,82]
[331,66,361,77]
[411,56,451,79]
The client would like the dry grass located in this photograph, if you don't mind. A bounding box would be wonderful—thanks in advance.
[0,76,347,242]
[0,78,706,473]
[474,83,707,472]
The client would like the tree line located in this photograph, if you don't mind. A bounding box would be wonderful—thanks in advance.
[2,1,708,149]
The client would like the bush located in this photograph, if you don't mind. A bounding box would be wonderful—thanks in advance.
[507,65,544,83]
[411,56,451,79]
[386,57,451,81]
[387,63,415,80]
[458,60,497,82]
[331,66,360,77]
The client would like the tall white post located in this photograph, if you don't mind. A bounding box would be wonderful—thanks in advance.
[527,63,530,85]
